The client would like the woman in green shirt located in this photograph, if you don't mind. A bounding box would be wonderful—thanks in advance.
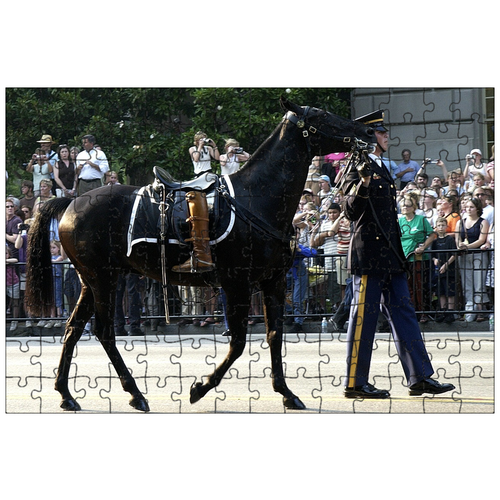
[399,194,437,323]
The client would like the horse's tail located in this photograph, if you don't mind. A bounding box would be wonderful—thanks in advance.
[25,197,73,316]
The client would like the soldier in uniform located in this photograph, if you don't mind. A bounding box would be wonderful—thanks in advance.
[342,110,455,398]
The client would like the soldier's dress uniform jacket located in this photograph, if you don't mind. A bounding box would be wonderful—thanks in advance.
[343,154,435,389]
[345,155,406,275]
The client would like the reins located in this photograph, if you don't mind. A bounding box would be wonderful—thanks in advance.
[218,185,294,244]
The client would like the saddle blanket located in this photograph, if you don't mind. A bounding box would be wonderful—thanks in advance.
[127,175,236,257]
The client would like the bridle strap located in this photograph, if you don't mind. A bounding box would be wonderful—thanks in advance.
[285,108,374,167]
[285,109,355,144]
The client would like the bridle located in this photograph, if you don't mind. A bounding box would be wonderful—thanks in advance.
[285,107,375,158]
[285,107,375,194]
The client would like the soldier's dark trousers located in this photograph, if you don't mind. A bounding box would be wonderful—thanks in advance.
[345,272,434,389]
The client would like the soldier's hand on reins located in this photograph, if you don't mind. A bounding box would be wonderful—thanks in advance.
[357,161,371,180]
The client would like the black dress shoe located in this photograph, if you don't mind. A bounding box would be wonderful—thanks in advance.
[409,378,455,396]
[344,383,390,399]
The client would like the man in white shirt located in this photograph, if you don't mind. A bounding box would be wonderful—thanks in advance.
[76,134,109,196]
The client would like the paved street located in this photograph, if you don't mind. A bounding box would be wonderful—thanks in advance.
[5,328,494,414]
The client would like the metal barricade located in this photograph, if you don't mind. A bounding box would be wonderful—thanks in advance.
[5,247,495,333]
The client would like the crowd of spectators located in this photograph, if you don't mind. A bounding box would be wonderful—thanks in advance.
[6,131,495,335]
[295,145,495,328]
[6,134,118,333]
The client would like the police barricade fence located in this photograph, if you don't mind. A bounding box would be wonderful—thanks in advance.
[5,247,495,333]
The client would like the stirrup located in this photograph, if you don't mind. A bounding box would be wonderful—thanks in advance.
[172,256,215,273]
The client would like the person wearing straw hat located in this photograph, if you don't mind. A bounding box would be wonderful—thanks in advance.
[36,134,59,195]
[36,134,59,166]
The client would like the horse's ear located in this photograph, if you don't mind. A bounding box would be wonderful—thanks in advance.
[280,96,301,115]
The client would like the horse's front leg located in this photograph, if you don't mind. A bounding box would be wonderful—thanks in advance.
[190,290,250,404]
[263,286,306,410]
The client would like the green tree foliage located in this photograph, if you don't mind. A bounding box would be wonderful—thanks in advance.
[5,88,350,195]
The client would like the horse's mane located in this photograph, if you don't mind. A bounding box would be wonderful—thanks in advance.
[233,118,286,177]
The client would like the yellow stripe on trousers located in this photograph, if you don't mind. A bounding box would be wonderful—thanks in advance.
[348,275,368,388]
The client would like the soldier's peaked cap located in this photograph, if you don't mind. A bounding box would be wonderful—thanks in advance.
[354,110,388,132]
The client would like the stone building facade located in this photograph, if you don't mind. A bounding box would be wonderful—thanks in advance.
[351,88,494,182]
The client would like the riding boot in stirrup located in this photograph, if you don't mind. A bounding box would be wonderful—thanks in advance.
[172,190,215,273]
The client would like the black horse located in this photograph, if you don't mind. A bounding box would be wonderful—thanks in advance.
[25,98,376,412]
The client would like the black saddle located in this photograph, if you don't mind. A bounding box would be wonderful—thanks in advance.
[127,168,233,255]
[153,165,218,192]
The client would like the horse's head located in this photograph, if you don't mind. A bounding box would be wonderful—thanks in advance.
[280,97,377,156]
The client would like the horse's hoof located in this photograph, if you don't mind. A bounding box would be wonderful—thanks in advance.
[60,398,81,411]
[283,395,306,410]
[129,396,150,412]
[190,382,205,404]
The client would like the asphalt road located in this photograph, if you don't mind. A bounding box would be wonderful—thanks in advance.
[5,330,494,414]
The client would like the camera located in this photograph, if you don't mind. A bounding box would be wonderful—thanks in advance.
[233,147,244,154]
[18,223,30,235]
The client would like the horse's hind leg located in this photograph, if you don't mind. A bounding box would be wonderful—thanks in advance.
[263,287,306,410]
[92,277,150,412]
[55,282,94,411]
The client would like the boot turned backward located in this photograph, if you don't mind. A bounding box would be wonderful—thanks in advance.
[172,190,215,273]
